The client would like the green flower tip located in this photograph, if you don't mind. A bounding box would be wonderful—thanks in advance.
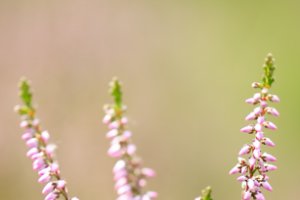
[262,53,275,88]
[18,77,32,107]
[199,186,213,200]
[109,77,122,108]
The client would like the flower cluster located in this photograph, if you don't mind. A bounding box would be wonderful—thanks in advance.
[229,54,280,200]
[15,78,78,200]
[103,78,157,200]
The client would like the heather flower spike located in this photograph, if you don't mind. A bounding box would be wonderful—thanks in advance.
[103,77,157,200]
[230,54,280,200]
[15,78,78,200]
[195,186,213,200]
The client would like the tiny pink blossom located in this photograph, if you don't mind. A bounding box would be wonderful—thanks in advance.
[243,191,251,200]
[103,114,112,124]
[145,191,158,198]
[229,165,240,175]
[257,116,265,124]
[268,107,280,117]
[255,192,265,200]
[117,184,132,195]
[115,177,128,189]
[253,107,262,115]
[56,180,66,189]
[26,138,39,148]
[264,138,276,147]
[109,121,120,129]
[264,121,277,130]
[241,166,247,174]
[245,112,256,121]
[38,173,51,183]
[26,148,38,158]
[270,94,280,102]
[33,158,45,171]
[38,167,51,176]
[247,179,255,190]
[45,144,57,156]
[253,149,261,159]
[31,152,44,160]
[42,182,54,195]
[254,123,262,132]
[253,140,261,149]
[113,160,126,173]
[255,132,264,140]
[240,126,253,133]
[260,101,268,108]
[22,132,33,141]
[106,129,119,139]
[142,168,156,178]
[265,164,277,171]
[108,143,122,157]
[237,176,247,182]
[262,153,277,162]
[20,121,29,128]
[41,130,50,142]
[50,163,59,172]
[127,144,137,155]
[248,157,256,169]
[239,145,251,156]
[261,181,273,191]
[121,117,128,125]
[245,98,256,104]
[122,131,132,139]
[45,192,58,200]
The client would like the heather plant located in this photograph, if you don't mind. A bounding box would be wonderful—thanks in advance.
[102,78,157,200]
[229,53,280,200]
[15,54,280,200]
[15,78,79,200]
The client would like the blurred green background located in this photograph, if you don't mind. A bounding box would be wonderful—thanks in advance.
[0,0,299,199]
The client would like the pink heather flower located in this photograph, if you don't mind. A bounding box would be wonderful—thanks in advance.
[245,112,256,121]
[269,94,280,102]
[264,121,277,130]
[255,192,265,200]
[262,153,277,162]
[239,145,251,156]
[230,54,279,199]
[263,138,276,147]
[229,165,240,175]
[243,191,251,200]
[261,181,273,191]
[103,78,157,200]
[240,125,253,133]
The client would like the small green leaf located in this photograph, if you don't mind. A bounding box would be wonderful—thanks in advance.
[200,186,213,200]
[109,77,122,108]
[262,53,275,88]
[19,77,32,107]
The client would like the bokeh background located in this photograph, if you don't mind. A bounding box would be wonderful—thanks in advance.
[0,1,299,199]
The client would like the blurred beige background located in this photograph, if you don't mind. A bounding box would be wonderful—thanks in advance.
[0,0,299,199]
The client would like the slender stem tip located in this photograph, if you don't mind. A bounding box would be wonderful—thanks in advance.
[18,77,32,107]
[262,53,275,88]
[109,77,122,108]
[200,186,213,200]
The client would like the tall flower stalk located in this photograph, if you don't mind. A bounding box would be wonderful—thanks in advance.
[15,78,78,200]
[103,78,157,200]
[229,54,280,200]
